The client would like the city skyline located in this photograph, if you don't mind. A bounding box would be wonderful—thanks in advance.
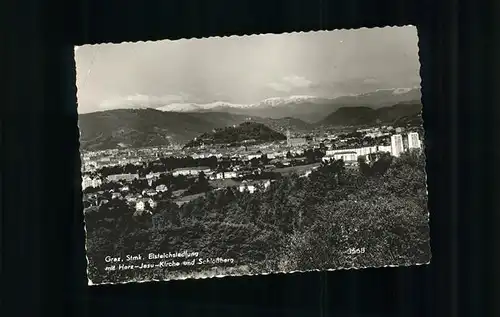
[75,26,420,114]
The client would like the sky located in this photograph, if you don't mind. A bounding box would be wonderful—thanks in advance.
[75,26,421,114]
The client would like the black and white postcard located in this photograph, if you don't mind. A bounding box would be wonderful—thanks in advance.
[76,25,431,285]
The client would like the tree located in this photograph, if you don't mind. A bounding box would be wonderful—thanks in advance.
[370,153,392,176]
[85,146,430,282]
[197,171,210,192]
[245,195,262,223]
[154,201,181,228]
[250,158,260,168]
[260,154,270,166]
[358,156,371,176]
[280,192,429,271]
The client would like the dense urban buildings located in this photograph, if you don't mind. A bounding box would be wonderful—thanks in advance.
[81,126,423,206]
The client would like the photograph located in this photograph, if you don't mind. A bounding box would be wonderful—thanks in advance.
[76,25,431,285]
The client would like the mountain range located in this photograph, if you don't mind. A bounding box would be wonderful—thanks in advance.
[78,88,422,151]
[318,101,422,127]
[78,110,312,151]
[155,87,421,123]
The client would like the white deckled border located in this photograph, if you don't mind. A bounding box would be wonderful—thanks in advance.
[75,24,431,286]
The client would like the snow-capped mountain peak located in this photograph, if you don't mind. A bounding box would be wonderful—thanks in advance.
[157,101,254,112]
[155,88,420,113]
[157,103,201,112]
[256,95,321,107]
[157,96,322,112]
[392,87,413,95]
[202,101,252,109]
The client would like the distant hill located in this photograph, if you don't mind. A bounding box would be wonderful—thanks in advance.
[253,117,314,133]
[78,109,307,151]
[186,113,314,133]
[244,88,421,122]
[318,101,422,127]
[374,102,423,126]
[391,112,423,128]
[184,122,286,148]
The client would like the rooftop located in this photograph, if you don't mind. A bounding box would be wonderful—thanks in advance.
[332,151,358,155]
[241,179,271,186]
[173,166,211,171]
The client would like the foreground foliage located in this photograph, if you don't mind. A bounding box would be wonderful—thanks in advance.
[85,151,430,283]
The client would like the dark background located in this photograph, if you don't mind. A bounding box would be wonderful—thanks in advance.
[3,0,499,316]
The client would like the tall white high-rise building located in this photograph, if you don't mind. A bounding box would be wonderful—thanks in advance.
[391,134,404,157]
[408,132,421,149]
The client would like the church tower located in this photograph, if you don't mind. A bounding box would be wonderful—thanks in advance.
[286,129,291,147]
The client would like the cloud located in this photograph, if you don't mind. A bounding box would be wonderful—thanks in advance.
[362,77,380,84]
[267,75,313,93]
[282,75,312,88]
[267,82,292,92]
[98,94,189,110]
